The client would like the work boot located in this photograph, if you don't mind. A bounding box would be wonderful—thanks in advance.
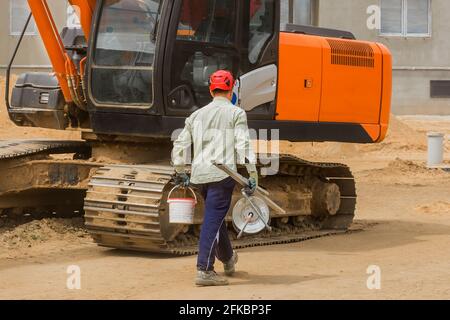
[195,270,229,287]
[223,250,238,276]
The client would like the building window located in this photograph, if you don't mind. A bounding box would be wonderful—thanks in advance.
[10,0,37,36]
[380,0,431,37]
[430,81,450,98]
[281,0,318,29]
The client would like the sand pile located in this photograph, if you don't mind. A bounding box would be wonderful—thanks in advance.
[386,158,432,174]
[357,115,428,154]
[374,158,446,176]
[275,115,430,161]
[276,141,358,161]
[385,115,427,147]
[0,218,88,249]
[356,157,449,184]
[416,201,450,215]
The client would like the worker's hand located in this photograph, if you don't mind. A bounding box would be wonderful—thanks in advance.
[174,172,190,187]
[247,171,258,195]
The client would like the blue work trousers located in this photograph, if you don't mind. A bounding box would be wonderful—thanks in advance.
[197,177,235,271]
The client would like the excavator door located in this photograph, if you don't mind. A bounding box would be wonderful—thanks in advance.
[163,0,279,119]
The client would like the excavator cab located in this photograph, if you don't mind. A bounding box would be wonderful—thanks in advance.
[88,0,278,119]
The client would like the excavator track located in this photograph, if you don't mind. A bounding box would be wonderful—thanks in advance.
[0,140,356,254]
[84,154,357,255]
[0,139,93,216]
[0,140,88,160]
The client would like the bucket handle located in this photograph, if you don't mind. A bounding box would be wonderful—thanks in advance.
[168,185,198,204]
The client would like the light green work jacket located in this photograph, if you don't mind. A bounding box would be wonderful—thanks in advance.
[172,96,257,184]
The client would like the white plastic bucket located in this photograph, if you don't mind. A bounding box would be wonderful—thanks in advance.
[167,186,197,224]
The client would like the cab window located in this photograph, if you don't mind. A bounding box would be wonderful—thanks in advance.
[92,0,162,106]
[248,0,275,64]
[176,0,236,44]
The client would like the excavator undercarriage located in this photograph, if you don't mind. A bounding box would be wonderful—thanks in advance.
[0,139,356,255]
[2,0,390,254]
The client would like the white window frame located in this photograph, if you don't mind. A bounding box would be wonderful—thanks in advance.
[10,0,37,36]
[380,0,432,38]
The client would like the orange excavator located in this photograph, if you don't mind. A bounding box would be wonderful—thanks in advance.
[3,0,391,254]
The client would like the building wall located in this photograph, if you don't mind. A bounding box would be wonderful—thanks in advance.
[0,0,68,69]
[317,0,450,115]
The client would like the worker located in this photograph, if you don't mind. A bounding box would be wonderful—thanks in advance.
[172,70,258,287]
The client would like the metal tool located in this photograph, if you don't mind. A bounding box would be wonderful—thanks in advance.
[213,162,281,237]
[232,190,271,238]
[212,162,286,214]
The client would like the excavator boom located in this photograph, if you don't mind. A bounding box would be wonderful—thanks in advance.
[25,0,95,107]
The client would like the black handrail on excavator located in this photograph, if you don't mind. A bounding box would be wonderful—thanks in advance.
[5,12,33,113]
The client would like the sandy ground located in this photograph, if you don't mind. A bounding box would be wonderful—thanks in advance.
[0,76,449,299]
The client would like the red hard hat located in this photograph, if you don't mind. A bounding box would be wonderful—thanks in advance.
[209,70,234,91]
